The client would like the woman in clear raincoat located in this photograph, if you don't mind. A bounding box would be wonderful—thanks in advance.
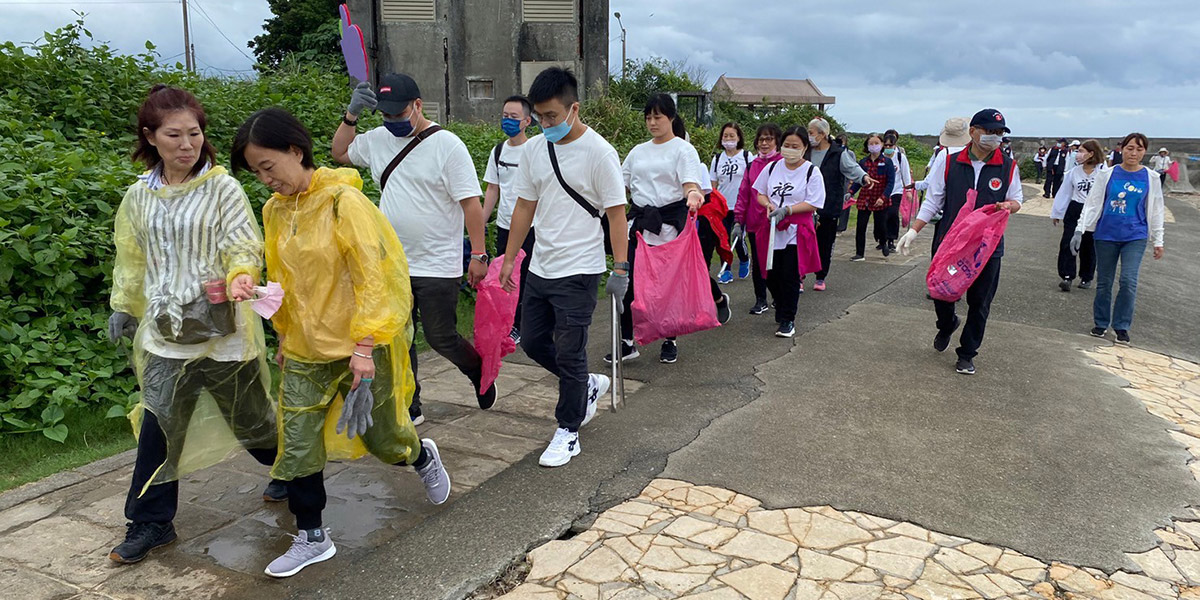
[230,107,451,578]
[106,85,281,565]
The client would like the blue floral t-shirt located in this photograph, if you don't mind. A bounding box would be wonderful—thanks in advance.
[1095,167,1149,242]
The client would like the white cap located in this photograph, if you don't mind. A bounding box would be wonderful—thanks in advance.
[1159,147,1169,153]
[1070,140,1081,146]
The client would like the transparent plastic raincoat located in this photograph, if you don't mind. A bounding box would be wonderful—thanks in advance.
[110,166,276,494]
[262,167,419,481]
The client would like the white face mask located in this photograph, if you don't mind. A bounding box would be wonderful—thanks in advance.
[780,147,805,163]
[809,135,822,147]
[977,134,1003,151]
[722,140,738,150]
[867,144,883,154]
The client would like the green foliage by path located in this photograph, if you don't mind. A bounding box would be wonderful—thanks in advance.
[0,404,136,492]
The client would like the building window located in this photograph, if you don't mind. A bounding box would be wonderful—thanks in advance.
[522,0,574,23]
[381,0,435,22]
[468,79,495,100]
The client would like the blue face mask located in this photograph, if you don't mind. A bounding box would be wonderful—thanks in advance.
[541,105,576,144]
[383,117,414,138]
[883,148,896,157]
[501,118,523,138]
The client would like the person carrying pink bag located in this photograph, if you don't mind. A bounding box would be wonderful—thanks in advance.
[896,109,1023,376]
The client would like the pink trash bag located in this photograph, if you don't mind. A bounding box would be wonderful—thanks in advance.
[900,188,920,228]
[474,249,526,392]
[632,215,721,346]
[1167,162,1180,183]
[926,190,1010,302]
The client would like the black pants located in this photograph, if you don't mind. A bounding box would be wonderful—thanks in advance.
[126,358,276,524]
[815,213,839,280]
[855,209,887,256]
[885,194,902,241]
[838,207,851,232]
[766,245,800,323]
[1058,202,1096,282]
[747,232,770,304]
[495,226,536,331]
[408,276,484,413]
[620,233,722,341]
[287,444,431,530]
[1161,171,1168,187]
[721,213,748,264]
[933,256,1002,360]
[521,272,599,431]
[1035,164,1044,183]
[1044,170,1064,197]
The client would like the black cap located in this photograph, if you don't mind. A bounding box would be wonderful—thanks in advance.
[969,108,1010,133]
[376,73,421,115]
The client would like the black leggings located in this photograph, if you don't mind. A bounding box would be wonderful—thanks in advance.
[855,209,887,256]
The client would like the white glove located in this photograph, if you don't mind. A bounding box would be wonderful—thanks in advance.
[897,228,920,256]
[914,180,929,192]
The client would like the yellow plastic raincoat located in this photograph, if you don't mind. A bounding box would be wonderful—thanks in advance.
[262,167,419,480]
[111,166,275,493]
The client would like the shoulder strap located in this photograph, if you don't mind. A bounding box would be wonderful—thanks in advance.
[807,164,816,182]
[743,150,750,168]
[379,125,443,191]
[768,161,777,176]
[492,141,504,169]
[547,140,600,219]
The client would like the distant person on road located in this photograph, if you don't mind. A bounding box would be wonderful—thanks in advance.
[233,107,451,577]
[709,122,752,284]
[897,108,1024,375]
[1034,145,1047,183]
[1107,144,1123,169]
[1067,140,1082,170]
[807,116,872,291]
[847,134,896,261]
[1073,133,1166,346]
[483,95,535,345]
[734,123,785,315]
[1150,148,1174,187]
[883,129,914,252]
[1051,139,1105,292]
[1001,137,1015,159]
[751,126,826,338]
[498,67,630,468]
[107,85,282,566]
[1044,138,1070,198]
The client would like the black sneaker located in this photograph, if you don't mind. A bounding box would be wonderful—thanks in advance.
[882,244,892,257]
[660,340,678,364]
[263,479,288,502]
[716,293,732,325]
[934,316,960,353]
[604,341,640,364]
[109,522,177,564]
[410,405,425,426]
[888,241,897,254]
[476,381,498,410]
[955,358,976,375]
[1115,330,1131,345]
[875,242,884,250]
[1090,327,1107,338]
[1079,280,1092,289]
[850,255,865,262]
[1059,278,1072,292]
[749,300,769,315]
[775,321,796,338]
[509,327,521,345]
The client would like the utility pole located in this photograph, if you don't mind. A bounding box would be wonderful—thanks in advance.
[181,0,194,72]
[614,12,626,81]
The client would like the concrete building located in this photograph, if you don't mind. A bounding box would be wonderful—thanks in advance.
[346,0,609,123]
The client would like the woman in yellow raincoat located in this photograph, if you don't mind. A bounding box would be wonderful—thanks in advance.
[230,107,451,578]
[107,85,281,565]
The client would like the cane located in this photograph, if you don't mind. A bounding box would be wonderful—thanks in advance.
[610,294,624,412]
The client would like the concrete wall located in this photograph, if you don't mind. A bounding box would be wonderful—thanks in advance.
[349,0,609,124]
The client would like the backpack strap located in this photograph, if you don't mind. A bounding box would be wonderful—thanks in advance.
[379,125,443,191]
[492,141,504,170]
[547,141,600,219]
[743,150,750,168]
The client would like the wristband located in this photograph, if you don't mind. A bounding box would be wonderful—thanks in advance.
[353,351,372,359]
[360,377,373,383]
[343,115,358,127]
[612,261,631,271]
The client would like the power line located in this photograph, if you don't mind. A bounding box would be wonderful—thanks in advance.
[189,0,254,62]
[195,56,255,74]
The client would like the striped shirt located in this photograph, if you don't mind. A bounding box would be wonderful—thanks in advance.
[112,165,263,361]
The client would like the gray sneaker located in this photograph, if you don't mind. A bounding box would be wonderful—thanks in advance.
[264,528,336,578]
[416,439,451,505]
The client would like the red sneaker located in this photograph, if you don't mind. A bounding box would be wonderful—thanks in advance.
[814,280,827,291]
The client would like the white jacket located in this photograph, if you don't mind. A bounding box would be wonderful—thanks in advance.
[1075,166,1165,248]
[1051,164,1105,220]
[1150,154,1173,173]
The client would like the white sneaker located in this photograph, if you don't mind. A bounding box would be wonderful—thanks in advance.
[582,374,610,427]
[539,428,580,468]
[415,439,451,505]
[264,528,337,578]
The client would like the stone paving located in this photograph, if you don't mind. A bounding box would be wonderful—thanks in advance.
[0,353,640,600]
[496,345,1200,600]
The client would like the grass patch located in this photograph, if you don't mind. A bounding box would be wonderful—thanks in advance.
[0,405,136,493]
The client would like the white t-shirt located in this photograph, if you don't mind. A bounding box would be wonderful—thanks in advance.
[513,129,626,279]
[888,150,913,196]
[752,160,826,250]
[622,137,703,246]
[347,124,483,278]
[483,140,528,230]
[710,150,751,209]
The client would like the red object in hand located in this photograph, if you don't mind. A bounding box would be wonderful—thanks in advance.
[205,279,228,304]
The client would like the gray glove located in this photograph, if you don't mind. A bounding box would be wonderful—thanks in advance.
[769,206,789,221]
[607,272,629,314]
[1070,231,1083,256]
[730,223,744,240]
[337,382,375,440]
[107,312,137,343]
[347,81,377,118]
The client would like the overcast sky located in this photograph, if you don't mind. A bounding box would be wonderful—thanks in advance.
[4,0,1198,138]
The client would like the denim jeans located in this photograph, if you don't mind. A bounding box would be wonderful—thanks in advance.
[1093,238,1148,331]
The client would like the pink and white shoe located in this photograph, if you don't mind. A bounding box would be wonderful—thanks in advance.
[814,280,827,292]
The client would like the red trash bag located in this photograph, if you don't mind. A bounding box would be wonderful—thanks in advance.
[900,188,920,228]
[926,190,1010,302]
[474,249,526,392]
[632,215,721,346]
[1167,162,1180,183]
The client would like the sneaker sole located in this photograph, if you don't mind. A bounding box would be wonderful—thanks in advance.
[539,443,581,468]
[108,534,178,565]
[749,306,768,315]
[775,331,795,338]
[660,356,678,364]
[264,543,338,578]
[263,493,288,503]
[477,383,498,410]
[582,376,610,427]
[421,439,452,505]
[717,294,732,325]
[1115,339,1132,346]
[1089,331,1107,338]
[603,349,640,364]
[411,414,426,426]
[956,368,976,375]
